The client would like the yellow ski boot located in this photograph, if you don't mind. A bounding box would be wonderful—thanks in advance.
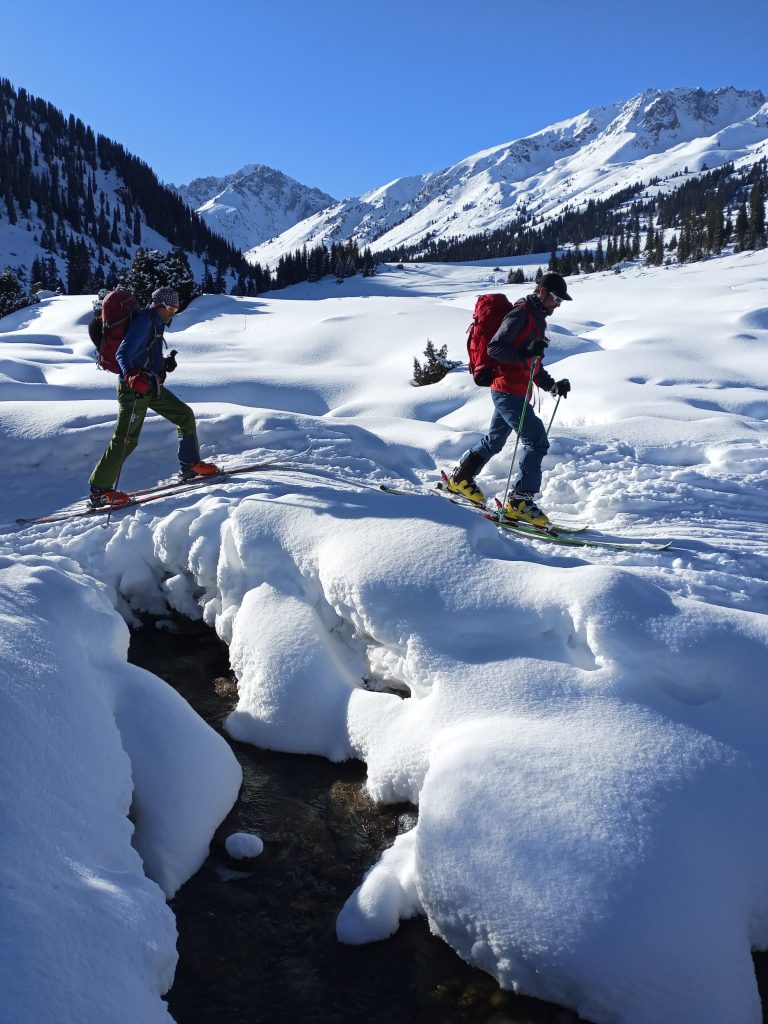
[446,469,486,506]
[502,492,550,528]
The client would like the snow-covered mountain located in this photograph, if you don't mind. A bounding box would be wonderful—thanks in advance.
[0,79,259,294]
[244,86,768,266]
[173,164,336,253]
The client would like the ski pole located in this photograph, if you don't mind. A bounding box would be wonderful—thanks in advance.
[502,357,539,508]
[105,393,138,528]
[546,395,561,437]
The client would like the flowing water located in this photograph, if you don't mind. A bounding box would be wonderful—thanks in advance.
[128,615,767,1024]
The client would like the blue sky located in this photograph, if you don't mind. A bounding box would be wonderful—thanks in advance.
[3,0,767,198]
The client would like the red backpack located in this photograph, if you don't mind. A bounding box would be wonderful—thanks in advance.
[466,293,513,386]
[88,289,141,373]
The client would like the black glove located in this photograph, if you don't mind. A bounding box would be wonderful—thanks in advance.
[525,336,548,358]
[164,350,178,373]
[550,378,571,399]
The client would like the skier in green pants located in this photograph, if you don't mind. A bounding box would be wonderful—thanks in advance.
[88,286,218,508]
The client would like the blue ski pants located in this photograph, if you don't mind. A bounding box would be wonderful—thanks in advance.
[466,389,549,495]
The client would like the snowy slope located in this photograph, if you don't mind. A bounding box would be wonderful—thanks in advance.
[2,252,768,1024]
[173,164,336,253]
[245,86,768,265]
[0,83,250,293]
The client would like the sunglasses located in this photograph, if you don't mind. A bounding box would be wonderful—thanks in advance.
[164,305,179,314]
[548,292,562,306]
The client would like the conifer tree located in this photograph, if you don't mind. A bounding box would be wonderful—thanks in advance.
[213,263,227,294]
[361,247,376,277]
[201,263,216,294]
[595,238,605,270]
[734,201,749,251]
[412,339,460,386]
[125,248,155,304]
[30,256,44,290]
[644,220,656,265]
[748,180,765,247]
[705,196,724,253]
[65,237,91,293]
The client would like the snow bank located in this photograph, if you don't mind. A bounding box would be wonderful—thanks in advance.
[336,828,420,944]
[416,708,767,1024]
[144,471,768,1023]
[0,556,241,1024]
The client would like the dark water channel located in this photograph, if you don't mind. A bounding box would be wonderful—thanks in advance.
[128,615,768,1024]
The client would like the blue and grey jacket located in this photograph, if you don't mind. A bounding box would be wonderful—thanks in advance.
[115,307,166,381]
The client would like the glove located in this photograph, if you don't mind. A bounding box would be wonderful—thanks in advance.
[525,336,548,358]
[125,370,151,395]
[164,350,178,373]
[550,378,571,399]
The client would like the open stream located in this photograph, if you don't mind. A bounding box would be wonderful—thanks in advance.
[128,615,768,1024]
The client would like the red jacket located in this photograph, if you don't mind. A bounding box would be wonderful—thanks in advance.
[487,296,555,397]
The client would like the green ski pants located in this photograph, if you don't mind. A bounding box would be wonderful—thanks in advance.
[89,382,200,490]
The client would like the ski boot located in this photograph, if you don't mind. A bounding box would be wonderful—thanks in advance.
[502,490,550,528]
[89,487,131,509]
[445,453,486,506]
[178,460,221,482]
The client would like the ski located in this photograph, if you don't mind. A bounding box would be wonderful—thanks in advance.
[378,480,483,505]
[379,476,587,534]
[377,477,669,551]
[485,515,672,552]
[119,448,313,499]
[14,457,311,526]
[17,490,185,526]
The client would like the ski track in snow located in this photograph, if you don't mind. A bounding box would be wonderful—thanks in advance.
[2,254,768,1024]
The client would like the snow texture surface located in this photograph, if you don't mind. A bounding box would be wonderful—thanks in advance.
[2,251,768,1024]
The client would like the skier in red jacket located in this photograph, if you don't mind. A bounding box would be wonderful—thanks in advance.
[447,272,572,527]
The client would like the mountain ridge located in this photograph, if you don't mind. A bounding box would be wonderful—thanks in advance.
[173,164,336,253]
[237,86,768,266]
[0,77,268,295]
[1,82,766,295]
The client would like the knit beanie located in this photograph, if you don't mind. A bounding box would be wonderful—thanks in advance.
[151,286,180,307]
